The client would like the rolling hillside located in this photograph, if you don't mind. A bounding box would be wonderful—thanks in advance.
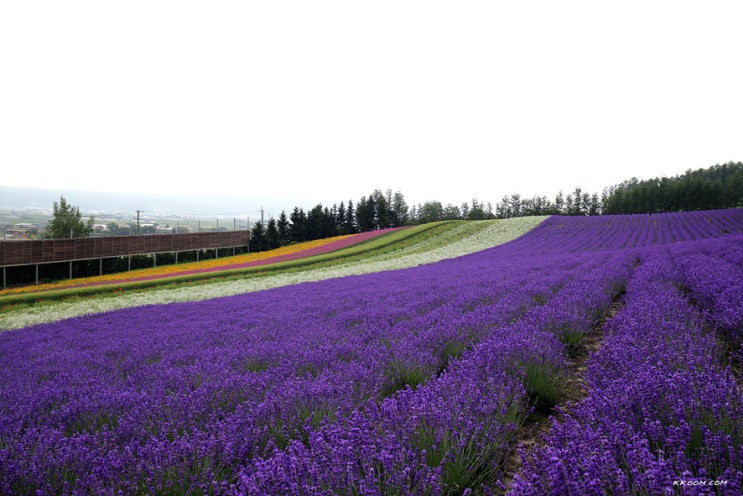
[1,210,741,495]
[0,217,546,329]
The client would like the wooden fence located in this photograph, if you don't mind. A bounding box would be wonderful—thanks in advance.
[0,231,250,267]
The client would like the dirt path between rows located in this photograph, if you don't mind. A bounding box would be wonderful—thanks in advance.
[499,297,624,493]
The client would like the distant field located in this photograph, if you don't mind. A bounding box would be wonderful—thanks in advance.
[0,217,546,328]
[1,211,741,495]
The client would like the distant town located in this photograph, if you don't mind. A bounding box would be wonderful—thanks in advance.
[0,185,285,241]
[1,209,250,241]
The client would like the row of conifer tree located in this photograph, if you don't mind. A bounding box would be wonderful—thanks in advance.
[248,162,743,251]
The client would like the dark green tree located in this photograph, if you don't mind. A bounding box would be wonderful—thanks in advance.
[467,198,487,220]
[581,192,591,215]
[266,217,281,249]
[601,163,743,214]
[569,187,583,215]
[305,204,325,240]
[289,207,307,243]
[277,211,290,245]
[520,198,535,217]
[533,196,553,215]
[356,196,376,231]
[725,171,743,207]
[344,200,357,234]
[47,196,94,238]
[250,221,267,252]
[496,195,511,218]
[565,194,574,216]
[336,202,347,233]
[554,191,565,214]
[322,206,337,238]
[417,201,444,224]
[588,193,601,216]
[507,194,520,217]
[371,189,392,228]
[106,222,132,235]
[443,204,461,220]
[391,191,409,226]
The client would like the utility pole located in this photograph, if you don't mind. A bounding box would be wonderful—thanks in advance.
[136,210,142,234]
[261,206,264,226]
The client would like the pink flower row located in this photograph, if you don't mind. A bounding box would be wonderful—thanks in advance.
[69,227,406,289]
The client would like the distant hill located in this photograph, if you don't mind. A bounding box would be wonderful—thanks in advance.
[0,186,294,218]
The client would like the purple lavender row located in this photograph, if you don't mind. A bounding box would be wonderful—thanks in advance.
[0,248,616,493]
[1,210,740,494]
[228,252,635,494]
[670,237,743,342]
[511,244,743,495]
[497,209,743,256]
[0,242,589,494]
[233,325,543,495]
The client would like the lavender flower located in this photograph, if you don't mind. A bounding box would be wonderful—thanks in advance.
[1,209,742,494]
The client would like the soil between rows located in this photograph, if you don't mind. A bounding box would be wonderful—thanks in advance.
[499,297,624,493]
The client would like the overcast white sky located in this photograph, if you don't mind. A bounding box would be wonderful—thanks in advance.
[1,1,742,209]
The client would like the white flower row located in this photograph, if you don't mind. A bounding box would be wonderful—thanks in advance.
[1,217,546,330]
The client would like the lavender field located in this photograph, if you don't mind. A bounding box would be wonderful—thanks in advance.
[1,210,742,495]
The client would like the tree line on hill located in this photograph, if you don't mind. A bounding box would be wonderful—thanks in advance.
[43,162,742,250]
[248,189,411,251]
[490,162,743,218]
[248,162,743,251]
[600,161,743,214]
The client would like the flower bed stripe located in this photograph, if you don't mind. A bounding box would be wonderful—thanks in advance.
[0,218,545,330]
[0,230,405,296]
